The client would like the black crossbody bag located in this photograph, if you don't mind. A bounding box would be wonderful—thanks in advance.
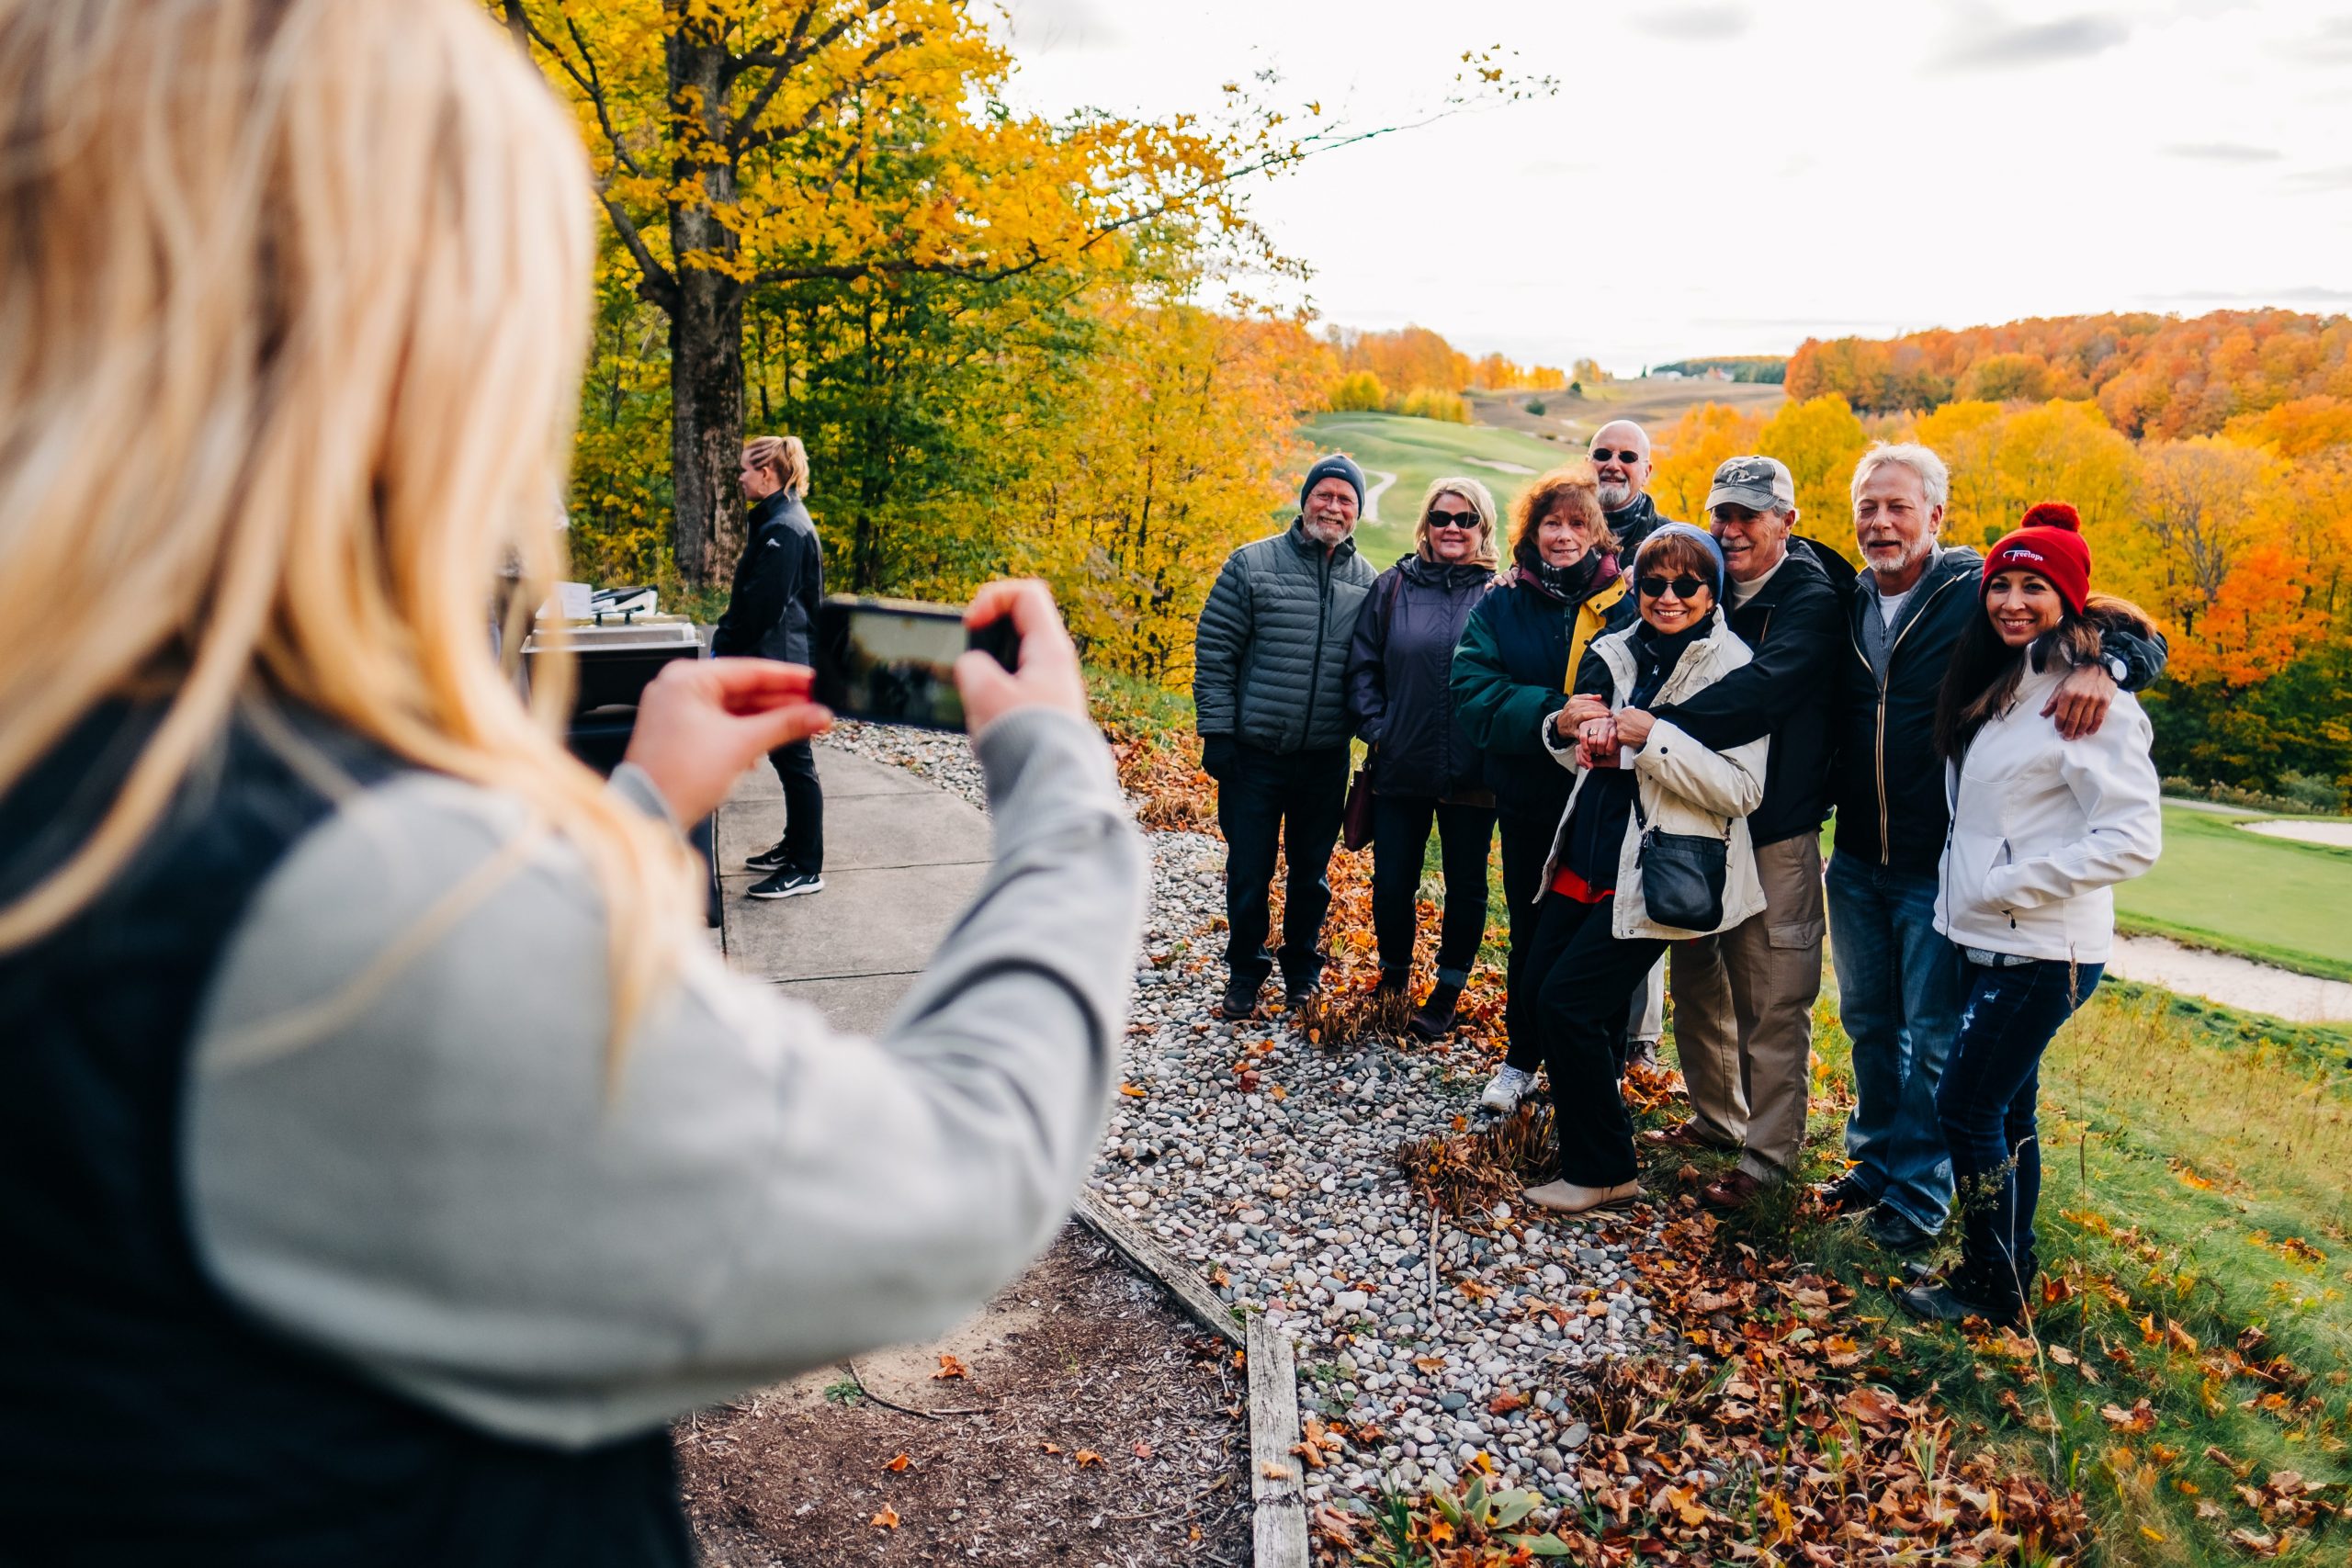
[1633,786,1728,931]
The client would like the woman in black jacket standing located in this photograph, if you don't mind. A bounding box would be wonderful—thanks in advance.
[1449,464,1638,1110]
[1344,479,1502,1038]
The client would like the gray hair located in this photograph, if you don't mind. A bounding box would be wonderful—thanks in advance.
[1849,442,1948,510]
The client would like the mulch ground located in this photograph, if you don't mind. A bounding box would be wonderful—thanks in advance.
[675,1224,1252,1567]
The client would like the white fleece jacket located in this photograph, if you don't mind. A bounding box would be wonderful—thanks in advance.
[1934,658,2162,963]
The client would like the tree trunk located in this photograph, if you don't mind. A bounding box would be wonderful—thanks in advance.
[664,15,743,586]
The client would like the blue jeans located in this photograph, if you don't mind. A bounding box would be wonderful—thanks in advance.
[1936,958,2104,1305]
[1826,853,1962,1231]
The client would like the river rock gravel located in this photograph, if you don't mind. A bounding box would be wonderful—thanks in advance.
[816,725,1698,1517]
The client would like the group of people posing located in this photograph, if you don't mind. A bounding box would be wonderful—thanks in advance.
[1192,423,2167,1327]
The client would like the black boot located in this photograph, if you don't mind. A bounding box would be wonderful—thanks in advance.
[1220,976,1261,1021]
[1408,982,1462,1041]
[1374,967,1408,998]
[1897,1262,2020,1328]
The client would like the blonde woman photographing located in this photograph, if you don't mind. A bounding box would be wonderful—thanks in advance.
[0,3,1145,1562]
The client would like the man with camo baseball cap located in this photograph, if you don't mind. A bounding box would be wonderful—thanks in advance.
[1706,454,1796,515]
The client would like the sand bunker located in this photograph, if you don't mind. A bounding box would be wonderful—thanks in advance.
[2108,934,2352,1022]
[2239,818,2352,848]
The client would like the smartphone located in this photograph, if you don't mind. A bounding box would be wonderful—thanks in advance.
[812,595,1020,731]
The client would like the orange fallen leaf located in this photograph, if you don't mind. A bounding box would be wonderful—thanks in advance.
[870,1507,900,1529]
[1133,1440,1154,1460]
[1487,1390,1525,1416]
[933,1353,967,1381]
[1413,1356,1445,1372]
[1074,1450,1104,1468]
[1118,1082,1148,1099]
[884,1452,910,1472]
[1268,1084,1287,1100]
[1040,1442,1063,1454]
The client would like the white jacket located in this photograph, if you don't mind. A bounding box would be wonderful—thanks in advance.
[1541,613,1771,941]
[1934,659,2162,963]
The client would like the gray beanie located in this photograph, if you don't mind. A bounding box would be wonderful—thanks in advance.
[1298,453,1367,513]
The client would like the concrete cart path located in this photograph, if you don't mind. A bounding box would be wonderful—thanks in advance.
[714,744,991,1033]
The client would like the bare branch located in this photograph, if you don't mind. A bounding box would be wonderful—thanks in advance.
[561,15,646,180]
[602,197,678,312]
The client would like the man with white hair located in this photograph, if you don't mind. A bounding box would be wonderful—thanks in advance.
[1820,444,2168,1250]
[1589,420,1672,562]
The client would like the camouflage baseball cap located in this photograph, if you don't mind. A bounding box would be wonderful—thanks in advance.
[1706,455,1795,513]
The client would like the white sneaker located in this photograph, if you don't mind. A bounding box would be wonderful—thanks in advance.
[1480,1065,1535,1113]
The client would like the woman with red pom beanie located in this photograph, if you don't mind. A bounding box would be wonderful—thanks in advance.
[1901,501,2164,1327]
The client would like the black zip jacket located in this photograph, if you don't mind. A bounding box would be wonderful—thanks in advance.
[1830,546,2168,874]
[1343,554,1498,798]
[1649,537,1845,848]
[710,491,822,665]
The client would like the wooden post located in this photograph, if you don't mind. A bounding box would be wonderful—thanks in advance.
[1246,1313,1310,1568]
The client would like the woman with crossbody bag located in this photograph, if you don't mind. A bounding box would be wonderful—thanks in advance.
[1515,525,1770,1215]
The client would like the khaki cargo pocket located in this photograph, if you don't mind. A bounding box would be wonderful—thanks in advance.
[1768,918,1826,951]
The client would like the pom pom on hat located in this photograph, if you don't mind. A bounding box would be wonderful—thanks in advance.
[2018,501,2082,533]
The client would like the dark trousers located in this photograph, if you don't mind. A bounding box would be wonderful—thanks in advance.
[1370,794,1498,988]
[1936,957,2104,1304]
[766,740,824,874]
[1525,892,1667,1188]
[1497,813,1555,1071]
[1217,742,1350,988]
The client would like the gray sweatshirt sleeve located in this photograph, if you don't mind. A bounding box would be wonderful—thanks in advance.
[183,706,1144,1450]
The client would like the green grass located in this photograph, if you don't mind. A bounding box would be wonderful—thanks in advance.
[1660,976,2352,1567]
[2116,806,2352,981]
[1298,412,1577,563]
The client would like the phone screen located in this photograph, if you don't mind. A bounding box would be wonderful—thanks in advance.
[812,596,1017,731]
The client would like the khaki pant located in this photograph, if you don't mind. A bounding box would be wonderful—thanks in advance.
[1669,833,1826,1182]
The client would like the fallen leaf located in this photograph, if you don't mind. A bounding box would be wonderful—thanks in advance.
[1488,1390,1526,1416]
[1040,1443,1063,1454]
[884,1452,910,1472]
[933,1354,967,1381]
[2100,1399,2156,1434]
[870,1507,899,1529]
[1074,1450,1104,1468]
[1413,1356,1445,1373]
[1118,1082,1148,1099]
[1133,1440,1154,1460]
[2048,1345,2079,1367]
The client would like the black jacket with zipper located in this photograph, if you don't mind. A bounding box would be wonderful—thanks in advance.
[1649,536,1846,849]
[1829,546,2169,874]
[709,491,822,665]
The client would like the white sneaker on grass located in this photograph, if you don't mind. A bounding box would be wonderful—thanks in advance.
[1480,1065,1534,1113]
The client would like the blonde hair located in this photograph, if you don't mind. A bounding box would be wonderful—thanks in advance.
[744,434,810,500]
[0,0,694,1039]
[1508,461,1616,560]
[1412,477,1499,569]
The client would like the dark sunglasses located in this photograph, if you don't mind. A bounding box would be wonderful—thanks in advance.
[1590,447,1644,465]
[1426,509,1481,530]
[1638,574,1709,600]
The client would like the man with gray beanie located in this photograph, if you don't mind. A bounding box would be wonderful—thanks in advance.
[1193,454,1379,1019]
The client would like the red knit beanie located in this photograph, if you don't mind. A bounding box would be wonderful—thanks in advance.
[1982,501,2092,614]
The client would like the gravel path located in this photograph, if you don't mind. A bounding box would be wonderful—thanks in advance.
[819,722,1696,1519]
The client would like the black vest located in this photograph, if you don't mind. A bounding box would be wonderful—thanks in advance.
[0,706,692,1566]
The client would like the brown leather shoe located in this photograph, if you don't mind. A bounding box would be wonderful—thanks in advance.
[1700,1169,1768,1210]
[1642,1120,1724,1152]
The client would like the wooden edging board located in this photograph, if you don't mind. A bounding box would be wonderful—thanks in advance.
[1246,1313,1311,1568]
[1072,1193,1242,1346]
[1070,1195,1309,1568]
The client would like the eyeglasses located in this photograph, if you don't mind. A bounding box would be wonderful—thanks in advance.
[1638,574,1708,600]
[1426,510,1480,531]
[1590,448,1644,465]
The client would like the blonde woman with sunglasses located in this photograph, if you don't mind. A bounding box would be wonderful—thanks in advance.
[0,4,1144,1559]
[1342,478,1501,1036]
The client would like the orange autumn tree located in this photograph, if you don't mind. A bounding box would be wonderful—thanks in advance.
[1649,402,1765,524]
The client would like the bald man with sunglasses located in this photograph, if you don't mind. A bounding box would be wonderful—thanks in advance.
[1589,421,1675,563]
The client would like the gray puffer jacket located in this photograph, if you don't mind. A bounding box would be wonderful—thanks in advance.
[1193,522,1377,754]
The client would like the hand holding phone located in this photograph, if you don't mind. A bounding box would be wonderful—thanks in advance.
[956,580,1088,734]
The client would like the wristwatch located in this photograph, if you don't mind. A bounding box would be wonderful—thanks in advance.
[2103,654,2127,683]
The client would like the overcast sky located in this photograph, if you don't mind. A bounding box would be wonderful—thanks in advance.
[993,0,2352,374]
